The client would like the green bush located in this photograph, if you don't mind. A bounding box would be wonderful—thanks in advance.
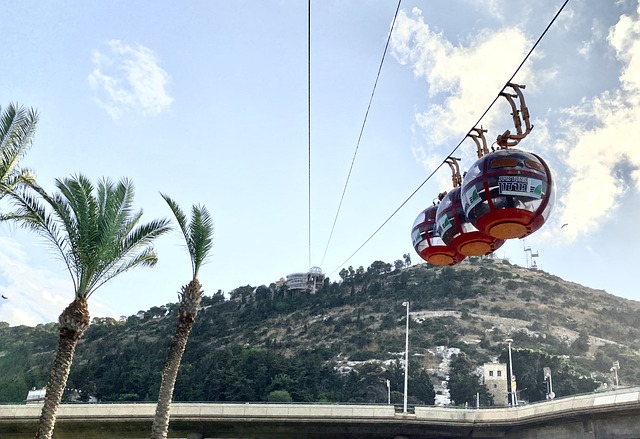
[267,390,293,402]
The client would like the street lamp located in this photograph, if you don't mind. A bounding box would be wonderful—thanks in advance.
[611,361,620,388]
[505,338,517,406]
[402,301,410,414]
[386,379,391,405]
[543,366,554,400]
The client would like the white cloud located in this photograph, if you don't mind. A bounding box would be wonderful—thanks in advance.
[608,5,640,91]
[88,40,173,120]
[392,4,640,246]
[552,6,640,241]
[466,0,504,21]
[578,40,593,58]
[391,8,541,168]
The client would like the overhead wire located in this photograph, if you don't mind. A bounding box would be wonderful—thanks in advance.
[308,0,312,269]
[328,0,571,276]
[320,0,403,268]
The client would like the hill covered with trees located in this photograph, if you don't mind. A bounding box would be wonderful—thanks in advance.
[1,257,638,406]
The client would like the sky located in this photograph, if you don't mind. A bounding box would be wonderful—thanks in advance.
[1,0,639,326]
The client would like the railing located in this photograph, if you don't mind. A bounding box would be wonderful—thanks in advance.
[1,388,640,439]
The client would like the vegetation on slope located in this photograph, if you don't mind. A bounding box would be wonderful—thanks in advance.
[1,257,638,406]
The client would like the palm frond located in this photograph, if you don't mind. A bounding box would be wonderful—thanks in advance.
[190,204,214,276]
[160,193,189,243]
[2,184,78,291]
[89,247,160,296]
[0,103,39,196]
[1,168,36,192]
[7,174,171,299]
[79,181,170,297]
[95,179,136,265]
[161,194,214,278]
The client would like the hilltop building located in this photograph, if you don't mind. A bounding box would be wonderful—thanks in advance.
[286,266,325,294]
[483,362,509,405]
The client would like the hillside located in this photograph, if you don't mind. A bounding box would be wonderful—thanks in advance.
[1,257,638,405]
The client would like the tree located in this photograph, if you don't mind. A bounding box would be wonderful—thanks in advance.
[385,359,405,396]
[448,353,488,406]
[4,175,170,439]
[498,348,598,402]
[0,103,39,203]
[150,195,213,439]
[385,359,436,405]
[571,330,590,355]
[355,266,365,283]
[344,362,387,403]
[267,390,293,402]
[409,360,435,405]
[368,260,389,276]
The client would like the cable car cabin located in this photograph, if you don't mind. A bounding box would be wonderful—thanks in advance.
[460,149,554,240]
[412,205,465,266]
[435,187,505,256]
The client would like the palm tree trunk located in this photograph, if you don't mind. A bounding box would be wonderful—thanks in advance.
[35,297,89,439]
[151,279,202,439]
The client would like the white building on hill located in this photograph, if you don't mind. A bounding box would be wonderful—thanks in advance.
[286,266,325,294]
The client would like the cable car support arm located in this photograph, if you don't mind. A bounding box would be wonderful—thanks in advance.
[496,83,534,148]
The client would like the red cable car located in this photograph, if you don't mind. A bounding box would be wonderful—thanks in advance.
[461,149,554,239]
[435,157,505,256]
[412,203,465,266]
[460,84,554,239]
[436,187,506,256]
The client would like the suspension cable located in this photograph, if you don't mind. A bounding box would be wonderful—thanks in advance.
[320,0,403,267]
[308,0,312,269]
[328,0,570,276]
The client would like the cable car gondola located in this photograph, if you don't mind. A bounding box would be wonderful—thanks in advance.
[435,155,505,256]
[460,83,554,240]
[412,199,465,266]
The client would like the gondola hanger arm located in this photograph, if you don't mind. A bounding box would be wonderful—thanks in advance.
[444,157,462,188]
[496,83,534,148]
[467,127,490,158]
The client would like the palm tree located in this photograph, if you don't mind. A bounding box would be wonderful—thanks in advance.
[3,175,171,439]
[0,103,39,200]
[150,194,213,439]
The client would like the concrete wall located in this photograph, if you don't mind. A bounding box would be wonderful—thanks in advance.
[1,387,639,438]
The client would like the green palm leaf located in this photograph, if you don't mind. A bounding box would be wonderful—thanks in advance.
[5,175,171,298]
[161,193,213,278]
[0,103,39,201]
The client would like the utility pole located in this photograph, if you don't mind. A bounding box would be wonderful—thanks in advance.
[386,379,391,405]
[505,338,517,406]
[611,361,620,388]
[543,367,554,400]
[402,301,410,414]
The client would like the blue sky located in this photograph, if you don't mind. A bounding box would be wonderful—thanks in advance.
[1,0,639,326]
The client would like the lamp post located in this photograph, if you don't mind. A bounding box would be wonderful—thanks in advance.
[505,338,517,406]
[611,361,620,388]
[386,379,391,405]
[543,367,554,400]
[402,301,410,414]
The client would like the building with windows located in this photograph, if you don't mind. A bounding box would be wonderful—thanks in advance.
[286,266,325,293]
[483,362,508,405]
